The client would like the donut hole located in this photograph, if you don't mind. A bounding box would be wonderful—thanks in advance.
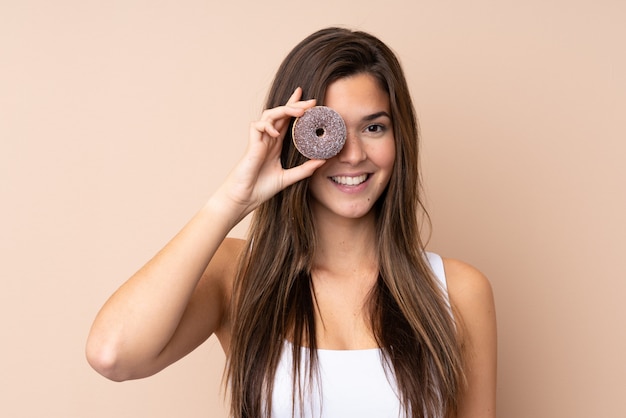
[315,128,325,137]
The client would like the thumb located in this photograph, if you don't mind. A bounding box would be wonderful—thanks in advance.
[281,159,326,188]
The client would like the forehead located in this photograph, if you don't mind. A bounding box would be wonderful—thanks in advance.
[324,73,390,119]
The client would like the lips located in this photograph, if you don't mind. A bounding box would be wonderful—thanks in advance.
[330,174,369,186]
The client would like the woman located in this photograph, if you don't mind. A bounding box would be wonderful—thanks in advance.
[86,27,496,418]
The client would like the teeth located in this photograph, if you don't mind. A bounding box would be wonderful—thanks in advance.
[331,174,368,186]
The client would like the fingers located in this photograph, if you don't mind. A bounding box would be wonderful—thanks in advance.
[250,119,281,138]
[248,89,317,157]
[266,100,315,128]
[250,102,315,142]
[256,88,316,137]
[286,86,302,105]
[244,88,322,192]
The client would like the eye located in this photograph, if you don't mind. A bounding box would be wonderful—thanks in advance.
[365,124,386,134]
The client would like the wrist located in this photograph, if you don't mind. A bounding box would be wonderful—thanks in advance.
[202,189,251,230]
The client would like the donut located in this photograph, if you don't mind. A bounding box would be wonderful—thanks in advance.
[292,106,346,159]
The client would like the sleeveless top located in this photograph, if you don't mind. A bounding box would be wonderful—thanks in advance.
[270,252,448,418]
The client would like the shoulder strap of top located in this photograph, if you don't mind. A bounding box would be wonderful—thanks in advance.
[425,251,448,294]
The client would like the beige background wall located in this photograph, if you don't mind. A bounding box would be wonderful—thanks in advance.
[1,1,624,417]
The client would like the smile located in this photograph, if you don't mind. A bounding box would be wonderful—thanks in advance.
[330,174,369,186]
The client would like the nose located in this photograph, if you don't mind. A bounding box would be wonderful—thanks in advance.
[337,131,366,165]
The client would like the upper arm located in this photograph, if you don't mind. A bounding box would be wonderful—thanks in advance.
[443,258,497,418]
[153,237,242,371]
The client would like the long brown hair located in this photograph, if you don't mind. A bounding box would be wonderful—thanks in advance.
[227,27,464,418]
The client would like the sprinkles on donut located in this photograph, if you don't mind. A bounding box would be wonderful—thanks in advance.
[292,106,347,159]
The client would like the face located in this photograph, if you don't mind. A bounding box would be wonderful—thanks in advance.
[308,73,395,221]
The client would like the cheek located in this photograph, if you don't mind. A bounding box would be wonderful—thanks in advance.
[374,138,396,171]
[368,140,395,191]
[308,171,326,198]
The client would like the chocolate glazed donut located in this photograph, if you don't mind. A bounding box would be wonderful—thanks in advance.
[292,106,347,159]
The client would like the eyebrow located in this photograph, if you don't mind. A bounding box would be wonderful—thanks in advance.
[362,111,391,122]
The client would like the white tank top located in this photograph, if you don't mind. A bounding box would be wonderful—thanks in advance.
[270,252,448,418]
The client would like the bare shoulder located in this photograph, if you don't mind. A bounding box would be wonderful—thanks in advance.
[441,257,496,342]
[208,237,246,278]
[442,257,497,417]
[442,257,494,310]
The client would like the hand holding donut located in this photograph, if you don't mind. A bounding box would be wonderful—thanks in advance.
[213,88,326,223]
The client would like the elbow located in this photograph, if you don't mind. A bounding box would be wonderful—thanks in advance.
[85,336,132,382]
[85,333,160,382]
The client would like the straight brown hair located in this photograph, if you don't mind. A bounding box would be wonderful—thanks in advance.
[227,27,464,418]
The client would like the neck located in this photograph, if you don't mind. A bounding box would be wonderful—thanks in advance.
[311,209,379,278]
